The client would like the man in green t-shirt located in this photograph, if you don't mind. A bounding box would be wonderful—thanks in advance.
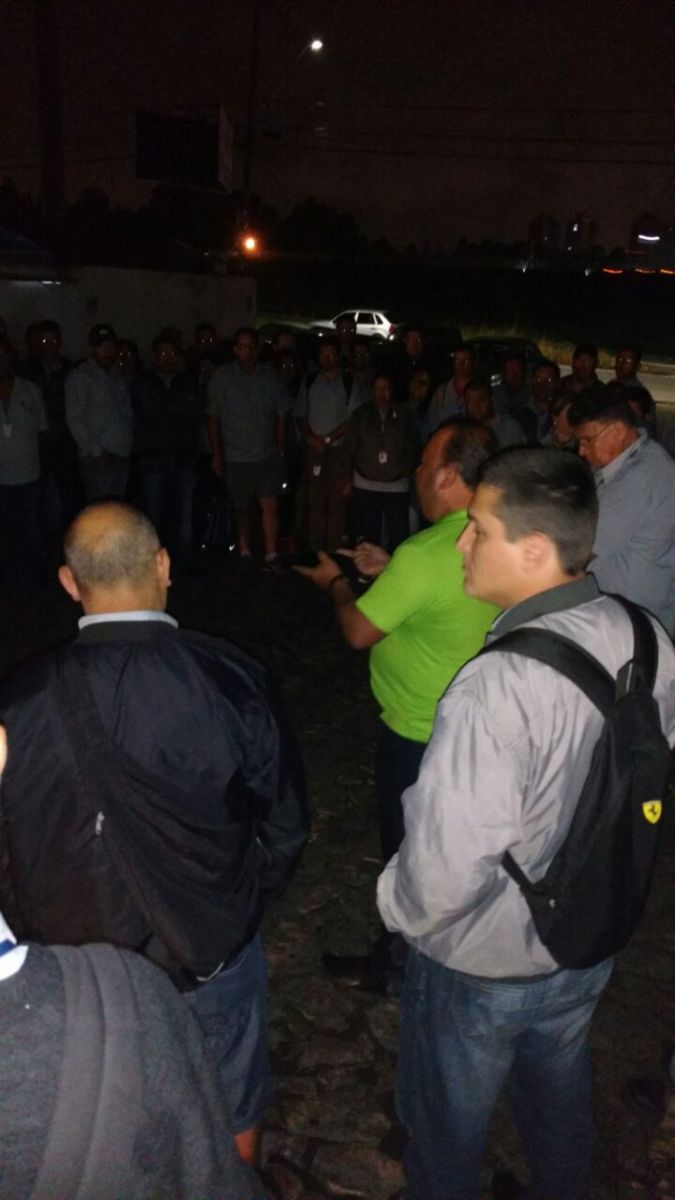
[297,418,498,992]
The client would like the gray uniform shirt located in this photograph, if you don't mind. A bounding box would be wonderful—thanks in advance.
[206,361,289,463]
[591,432,675,635]
[0,378,47,485]
[377,578,675,978]
[65,359,133,458]
[294,371,362,440]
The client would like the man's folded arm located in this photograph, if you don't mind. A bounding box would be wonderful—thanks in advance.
[377,690,523,938]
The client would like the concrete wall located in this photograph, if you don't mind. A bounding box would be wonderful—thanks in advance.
[0,264,256,359]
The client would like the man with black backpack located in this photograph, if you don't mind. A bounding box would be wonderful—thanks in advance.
[377,446,675,1200]
[295,334,362,550]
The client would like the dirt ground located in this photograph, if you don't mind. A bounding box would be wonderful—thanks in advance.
[1,552,674,1200]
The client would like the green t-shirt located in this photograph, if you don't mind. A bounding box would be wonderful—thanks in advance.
[356,510,498,742]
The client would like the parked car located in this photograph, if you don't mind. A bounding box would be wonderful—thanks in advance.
[462,336,543,387]
[310,310,399,342]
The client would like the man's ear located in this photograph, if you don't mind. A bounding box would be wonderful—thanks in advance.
[522,531,554,572]
[156,547,171,589]
[58,564,82,603]
[437,462,459,493]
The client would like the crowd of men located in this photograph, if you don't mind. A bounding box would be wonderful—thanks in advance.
[0,309,675,1199]
[0,312,672,587]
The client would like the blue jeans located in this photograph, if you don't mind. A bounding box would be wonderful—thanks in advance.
[186,934,273,1133]
[140,460,196,548]
[375,721,426,865]
[397,948,613,1200]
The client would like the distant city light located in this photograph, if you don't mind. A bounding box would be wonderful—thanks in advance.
[310,39,323,52]
[243,235,258,253]
[638,233,660,243]
[572,223,579,232]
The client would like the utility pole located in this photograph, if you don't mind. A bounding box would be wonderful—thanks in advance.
[33,0,65,236]
[241,0,261,229]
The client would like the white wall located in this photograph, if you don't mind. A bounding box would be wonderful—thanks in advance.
[0,264,256,359]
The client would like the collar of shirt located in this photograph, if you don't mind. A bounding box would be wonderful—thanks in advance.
[0,911,28,981]
[596,430,645,487]
[78,611,179,630]
[489,575,601,641]
[435,507,467,531]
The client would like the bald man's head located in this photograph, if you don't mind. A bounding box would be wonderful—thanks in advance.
[61,504,168,611]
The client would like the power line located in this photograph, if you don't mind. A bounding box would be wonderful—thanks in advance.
[279,99,675,117]
[271,125,675,147]
[293,142,675,167]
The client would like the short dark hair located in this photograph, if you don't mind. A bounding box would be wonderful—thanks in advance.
[503,352,526,371]
[195,322,216,336]
[566,392,637,430]
[477,446,598,574]
[151,333,178,354]
[464,374,492,396]
[36,319,61,338]
[616,343,642,361]
[233,326,258,344]
[318,334,339,352]
[533,357,561,379]
[435,417,498,486]
[371,370,394,389]
[572,342,598,361]
[403,321,425,336]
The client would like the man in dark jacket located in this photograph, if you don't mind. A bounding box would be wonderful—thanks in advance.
[132,332,202,556]
[0,500,308,1167]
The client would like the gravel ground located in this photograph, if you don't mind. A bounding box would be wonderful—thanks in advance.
[1,552,674,1200]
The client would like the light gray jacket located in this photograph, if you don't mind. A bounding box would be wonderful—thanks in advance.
[591,432,675,636]
[377,577,675,978]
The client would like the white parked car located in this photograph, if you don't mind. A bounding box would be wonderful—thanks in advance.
[310,309,398,342]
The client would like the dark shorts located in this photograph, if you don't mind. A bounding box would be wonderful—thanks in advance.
[185,934,273,1132]
[225,457,282,508]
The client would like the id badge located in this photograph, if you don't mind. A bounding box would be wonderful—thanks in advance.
[312,463,322,477]
[378,450,388,465]
[2,423,11,440]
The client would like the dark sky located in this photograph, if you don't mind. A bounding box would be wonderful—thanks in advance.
[3,0,674,247]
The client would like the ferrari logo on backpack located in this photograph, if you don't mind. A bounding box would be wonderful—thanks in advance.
[642,800,662,825]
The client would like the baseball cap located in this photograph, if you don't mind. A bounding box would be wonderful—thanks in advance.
[88,323,117,346]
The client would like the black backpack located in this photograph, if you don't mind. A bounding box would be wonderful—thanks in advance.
[482,598,672,969]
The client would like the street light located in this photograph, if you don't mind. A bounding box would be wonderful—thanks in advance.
[242,7,324,220]
[267,37,324,101]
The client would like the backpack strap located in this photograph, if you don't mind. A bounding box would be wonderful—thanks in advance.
[30,945,142,1200]
[486,600,660,896]
[481,628,616,716]
[607,595,659,696]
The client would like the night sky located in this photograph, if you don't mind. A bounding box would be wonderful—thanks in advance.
[2,0,673,247]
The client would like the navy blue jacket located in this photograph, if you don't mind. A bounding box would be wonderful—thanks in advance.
[0,619,308,982]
